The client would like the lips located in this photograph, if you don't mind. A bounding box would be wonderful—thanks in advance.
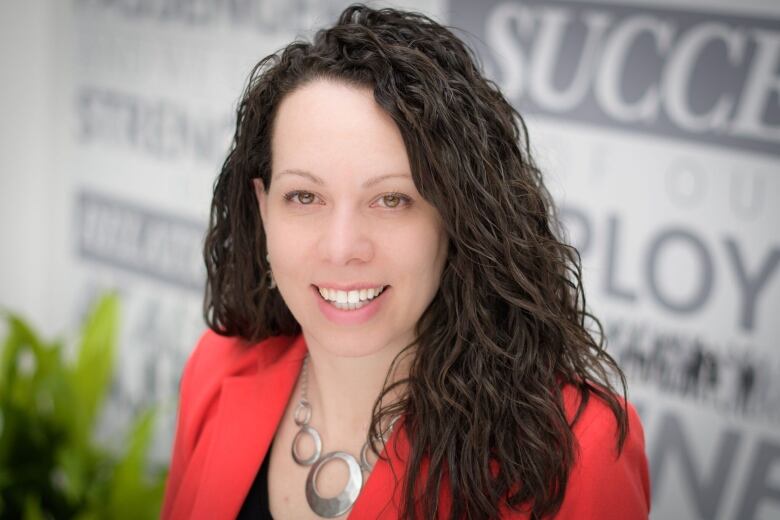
[313,284,390,325]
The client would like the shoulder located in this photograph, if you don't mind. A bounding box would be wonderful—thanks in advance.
[561,383,640,443]
[556,384,651,519]
[176,329,301,430]
[163,330,301,518]
[172,328,302,459]
[181,329,298,390]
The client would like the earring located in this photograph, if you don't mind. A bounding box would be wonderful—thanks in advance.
[266,254,277,289]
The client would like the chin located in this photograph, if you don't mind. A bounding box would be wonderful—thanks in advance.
[315,333,389,358]
[302,326,409,359]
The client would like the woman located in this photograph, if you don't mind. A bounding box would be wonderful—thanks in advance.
[163,4,650,520]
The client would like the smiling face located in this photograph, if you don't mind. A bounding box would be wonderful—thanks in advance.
[255,79,449,358]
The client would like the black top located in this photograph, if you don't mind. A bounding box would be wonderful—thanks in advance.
[236,442,274,519]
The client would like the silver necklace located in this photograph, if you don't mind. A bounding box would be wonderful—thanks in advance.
[291,354,399,518]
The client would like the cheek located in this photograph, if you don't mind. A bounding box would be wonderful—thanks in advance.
[270,229,312,268]
[398,223,448,285]
[264,215,310,272]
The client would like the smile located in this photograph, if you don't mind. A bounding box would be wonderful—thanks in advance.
[316,285,389,310]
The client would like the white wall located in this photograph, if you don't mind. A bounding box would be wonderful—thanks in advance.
[0,0,53,334]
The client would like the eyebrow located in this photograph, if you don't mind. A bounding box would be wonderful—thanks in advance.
[276,168,412,189]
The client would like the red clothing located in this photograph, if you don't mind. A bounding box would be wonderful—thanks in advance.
[162,330,650,519]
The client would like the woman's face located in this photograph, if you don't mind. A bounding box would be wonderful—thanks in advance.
[255,79,448,358]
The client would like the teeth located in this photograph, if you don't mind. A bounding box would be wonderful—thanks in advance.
[332,300,369,311]
[317,285,386,305]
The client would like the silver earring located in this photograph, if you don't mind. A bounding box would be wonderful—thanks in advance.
[266,254,277,289]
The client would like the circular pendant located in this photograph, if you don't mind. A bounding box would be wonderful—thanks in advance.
[292,424,322,466]
[305,451,363,517]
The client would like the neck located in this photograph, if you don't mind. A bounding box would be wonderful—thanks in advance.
[299,332,413,444]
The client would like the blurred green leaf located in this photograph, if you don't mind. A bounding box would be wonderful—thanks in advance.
[105,408,166,519]
[70,293,119,450]
[22,494,45,520]
[0,314,46,407]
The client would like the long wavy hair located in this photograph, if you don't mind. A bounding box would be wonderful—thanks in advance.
[203,4,629,519]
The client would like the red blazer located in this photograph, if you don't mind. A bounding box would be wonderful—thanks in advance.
[162,330,651,519]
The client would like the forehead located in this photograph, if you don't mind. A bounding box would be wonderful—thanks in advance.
[270,79,411,181]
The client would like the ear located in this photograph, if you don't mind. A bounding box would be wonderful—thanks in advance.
[253,178,268,224]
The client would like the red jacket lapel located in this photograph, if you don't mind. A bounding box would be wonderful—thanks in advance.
[184,335,307,520]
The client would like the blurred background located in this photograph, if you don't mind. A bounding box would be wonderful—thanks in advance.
[1,0,778,518]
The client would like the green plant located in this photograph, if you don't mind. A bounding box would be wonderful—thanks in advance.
[0,293,167,519]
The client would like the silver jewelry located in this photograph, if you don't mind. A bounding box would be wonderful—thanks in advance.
[291,355,399,518]
[266,253,276,289]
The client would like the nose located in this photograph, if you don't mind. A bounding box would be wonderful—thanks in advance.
[317,203,374,265]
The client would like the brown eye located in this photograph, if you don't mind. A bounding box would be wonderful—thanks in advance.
[375,193,411,209]
[382,194,401,208]
[285,191,317,205]
[298,192,315,204]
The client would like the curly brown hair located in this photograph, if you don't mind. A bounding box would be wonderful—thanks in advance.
[203,4,629,519]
